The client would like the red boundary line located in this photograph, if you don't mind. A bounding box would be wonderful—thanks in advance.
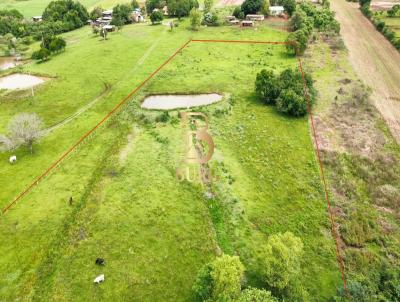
[2,38,348,297]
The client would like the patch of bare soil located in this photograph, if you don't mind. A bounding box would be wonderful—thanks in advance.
[315,82,387,158]
[331,0,400,143]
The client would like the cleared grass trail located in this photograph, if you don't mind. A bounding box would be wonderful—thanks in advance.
[331,0,400,143]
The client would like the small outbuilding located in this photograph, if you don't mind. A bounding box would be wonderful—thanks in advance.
[226,15,236,21]
[230,19,240,25]
[102,10,113,18]
[246,14,264,21]
[32,16,42,22]
[241,20,254,27]
[269,6,285,16]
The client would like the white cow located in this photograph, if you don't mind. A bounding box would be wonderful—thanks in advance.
[9,155,17,164]
[94,274,105,284]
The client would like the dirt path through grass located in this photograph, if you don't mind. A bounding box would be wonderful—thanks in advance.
[331,0,400,143]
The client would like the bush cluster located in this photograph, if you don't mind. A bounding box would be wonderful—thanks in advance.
[193,233,306,302]
[254,68,316,117]
[32,35,66,61]
[360,1,400,50]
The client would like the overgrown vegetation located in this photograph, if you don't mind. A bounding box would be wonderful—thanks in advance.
[255,68,316,116]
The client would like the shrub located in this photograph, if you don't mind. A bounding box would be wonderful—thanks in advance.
[233,6,244,19]
[276,89,308,116]
[32,47,51,62]
[193,255,245,301]
[203,12,220,26]
[189,8,202,30]
[260,232,304,291]
[238,288,277,302]
[254,69,281,104]
[286,29,309,55]
[150,10,164,24]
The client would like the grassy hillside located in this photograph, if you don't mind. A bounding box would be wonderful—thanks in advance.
[0,21,341,301]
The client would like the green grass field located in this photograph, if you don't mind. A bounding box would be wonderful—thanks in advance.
[0,0,129,17]
[0,21,342,301]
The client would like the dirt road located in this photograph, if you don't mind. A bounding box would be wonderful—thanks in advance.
[331,0,400,143]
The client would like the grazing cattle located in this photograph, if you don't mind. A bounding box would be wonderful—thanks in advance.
[94,274,105,284]
[9,156,17,164]
[95,258,105,266]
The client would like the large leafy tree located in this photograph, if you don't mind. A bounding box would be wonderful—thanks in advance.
[260,232,303,291]
[111,4,132,25]
[43,0,89,30]
[241,0,263,15]
[255,69,281,105]
[168,0,199,18]
[193,255,245,301]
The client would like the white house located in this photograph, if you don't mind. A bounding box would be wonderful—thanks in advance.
[269,6,285,16]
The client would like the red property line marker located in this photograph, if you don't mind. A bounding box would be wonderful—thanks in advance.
[297,57,349,297]
[2,38,349,298]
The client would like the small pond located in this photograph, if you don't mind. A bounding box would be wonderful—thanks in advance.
[141,94,223,110]
[0,57,20,71]
[0,73,47,90]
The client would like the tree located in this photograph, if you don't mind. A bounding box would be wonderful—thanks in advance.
[193,255,245,301]
[238,288,278,302]
[42,0,89,30]
[286,29,309,55]
[233,6,245,19]
[260,0,270,16]
[7,113,43,153]
[32,47,51,62]
[90,6,103,21]
[276,89,308,116]
[0,134,15,152]
[260,232,303,290]
[289,11,306,32]
[204,0,214,14]
[146,0,166,13]
[189,8,202,30]
[281,0,296,16]
[150,10,164,24]
[241,0,263,15]
[387,4,400,17]
[168,0,199,18]
[49,37,66,53]
[254,69,281,105]
[112,4,132,25]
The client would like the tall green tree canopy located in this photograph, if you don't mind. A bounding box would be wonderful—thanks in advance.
[42,0,89,30]
[193,255,245,301]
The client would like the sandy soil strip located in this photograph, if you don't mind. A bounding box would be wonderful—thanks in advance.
[331,0,400,143]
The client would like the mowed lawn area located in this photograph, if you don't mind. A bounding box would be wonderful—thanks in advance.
[0,22,341,301]
[0,0,125,17]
